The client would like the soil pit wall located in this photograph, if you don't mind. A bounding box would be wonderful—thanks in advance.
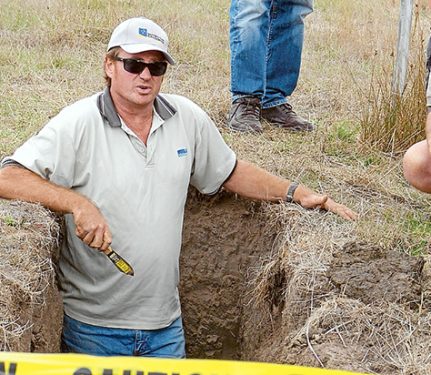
[0,200,63,352]
[180,190,280,359]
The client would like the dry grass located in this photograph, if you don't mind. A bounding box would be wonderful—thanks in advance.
[359,10,427,155]
[291,298,431,374]
[2,0,431,371]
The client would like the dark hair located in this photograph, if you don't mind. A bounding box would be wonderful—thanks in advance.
[104,47,121,87]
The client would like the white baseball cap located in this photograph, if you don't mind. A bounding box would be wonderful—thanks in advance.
[107,17,175,65]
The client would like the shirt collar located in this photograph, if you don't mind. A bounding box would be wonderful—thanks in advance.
[97,87,177,127]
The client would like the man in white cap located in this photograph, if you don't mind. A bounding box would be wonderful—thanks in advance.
[0,17,356,357]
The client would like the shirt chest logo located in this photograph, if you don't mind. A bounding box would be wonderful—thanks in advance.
[177,148,188,157]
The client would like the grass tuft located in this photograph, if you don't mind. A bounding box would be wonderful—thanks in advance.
[359,13,427,155]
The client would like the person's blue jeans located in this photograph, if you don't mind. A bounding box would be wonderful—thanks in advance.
[61,314,186,358]
[230,0,313,109]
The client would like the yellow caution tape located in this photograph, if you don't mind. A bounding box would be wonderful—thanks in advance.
[0,352,370,375]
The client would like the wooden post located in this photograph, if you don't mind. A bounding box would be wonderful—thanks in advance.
[392,0,413,95]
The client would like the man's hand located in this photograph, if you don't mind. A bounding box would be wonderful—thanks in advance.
[73,201,112,251]
[296,189,357,221]
[323,197,358,221]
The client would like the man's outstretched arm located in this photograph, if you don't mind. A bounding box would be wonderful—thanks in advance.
[0,166,112,249]
[223,160,357,220]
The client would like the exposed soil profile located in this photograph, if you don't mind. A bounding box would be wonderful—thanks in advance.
[2,192,431,374]
[0,200,63,353]
[180,189,282,359]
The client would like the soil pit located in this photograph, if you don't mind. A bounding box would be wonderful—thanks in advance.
[2,192,431,374]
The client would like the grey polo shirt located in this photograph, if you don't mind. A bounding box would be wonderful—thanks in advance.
[2,88,236,329]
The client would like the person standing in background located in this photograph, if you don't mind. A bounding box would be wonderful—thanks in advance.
[228,0,315,133]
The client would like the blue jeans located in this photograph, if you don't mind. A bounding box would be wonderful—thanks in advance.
[230,0,313,109]
[61,315,186,358]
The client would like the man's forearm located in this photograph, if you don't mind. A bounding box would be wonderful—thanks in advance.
[223,159,357,220]
[0,165,89,214]
[0,165,113,249]
[223,160,300,202]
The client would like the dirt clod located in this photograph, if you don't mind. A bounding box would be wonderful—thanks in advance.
[329,241,423,307]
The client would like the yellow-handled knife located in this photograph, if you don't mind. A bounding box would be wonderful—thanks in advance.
[102,246,134,276]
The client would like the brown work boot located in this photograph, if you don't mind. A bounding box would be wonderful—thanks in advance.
[227,97,262,133]
[262,103,315,131]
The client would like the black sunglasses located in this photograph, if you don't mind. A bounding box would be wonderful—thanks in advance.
[114,57,168,76]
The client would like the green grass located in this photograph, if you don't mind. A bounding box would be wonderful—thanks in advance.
[403,212,431,255]
[331,120,358,143]
[0,7,40,31]
[2,215,18,227]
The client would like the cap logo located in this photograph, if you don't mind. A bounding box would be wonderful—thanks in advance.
[138,28,148,37]
[138,27,165,45]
